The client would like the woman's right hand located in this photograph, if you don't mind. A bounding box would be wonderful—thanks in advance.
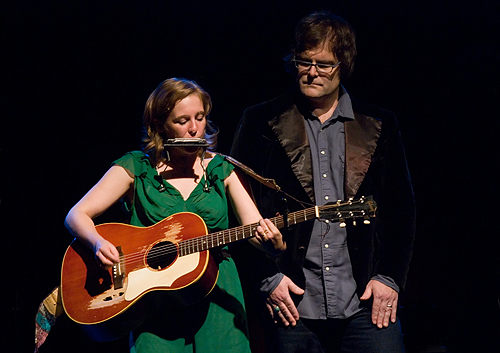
[93,237,120,268]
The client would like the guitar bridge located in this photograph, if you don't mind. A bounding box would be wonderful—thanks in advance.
[113,246,125,289]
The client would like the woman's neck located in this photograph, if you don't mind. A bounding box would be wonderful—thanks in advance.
[158,148,203,180]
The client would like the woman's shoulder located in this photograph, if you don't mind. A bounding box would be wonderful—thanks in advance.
[205,152,235,178]
[112,151,154,177]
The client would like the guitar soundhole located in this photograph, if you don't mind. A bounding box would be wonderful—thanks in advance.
[146,241,177,270]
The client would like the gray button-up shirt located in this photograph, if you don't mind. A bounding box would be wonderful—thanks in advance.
[298,88,361,319]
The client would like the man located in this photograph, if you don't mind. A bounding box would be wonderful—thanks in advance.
[231,11,415,353]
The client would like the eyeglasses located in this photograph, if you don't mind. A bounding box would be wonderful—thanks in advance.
[293,58,341,74]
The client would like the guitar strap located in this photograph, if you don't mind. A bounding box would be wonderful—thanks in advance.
[35,286,64,352]
[216,152,281,192]
[216,152,311,209]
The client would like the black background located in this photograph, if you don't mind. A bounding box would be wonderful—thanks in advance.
[2,1,499,352]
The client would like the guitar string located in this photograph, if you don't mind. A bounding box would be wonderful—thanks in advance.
[114,203,372,268]
[116,206,371,268]
[116,210,306,268]
[116,203,372,267]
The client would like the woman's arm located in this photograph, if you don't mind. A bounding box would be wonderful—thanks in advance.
[225,170,286,255]
[64,165,134,267]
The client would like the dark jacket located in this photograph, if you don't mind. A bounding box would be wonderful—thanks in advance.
[230,90,415,300]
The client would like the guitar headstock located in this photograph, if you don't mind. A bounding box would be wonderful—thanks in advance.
[318,196,377,227]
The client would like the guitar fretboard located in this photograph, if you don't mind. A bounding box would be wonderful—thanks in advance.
[178,207,319,256]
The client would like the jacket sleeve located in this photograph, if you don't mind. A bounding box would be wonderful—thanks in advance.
[353,112,416,292]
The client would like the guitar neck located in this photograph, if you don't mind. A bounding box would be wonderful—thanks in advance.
[178,207,318,256]
[178,194,378,257]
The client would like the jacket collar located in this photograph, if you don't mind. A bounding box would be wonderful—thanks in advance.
[267,91,382,202]
[268,101,315,203]
[345,113,382,198]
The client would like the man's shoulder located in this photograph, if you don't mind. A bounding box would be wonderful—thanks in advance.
[244,91,296,118]
[351,96,397,123]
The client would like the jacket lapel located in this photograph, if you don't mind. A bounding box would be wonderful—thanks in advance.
[345,112,382,198]
[268,104,315,203]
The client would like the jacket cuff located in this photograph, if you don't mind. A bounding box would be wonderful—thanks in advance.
[259,273,285,297]
[371,274,400,293]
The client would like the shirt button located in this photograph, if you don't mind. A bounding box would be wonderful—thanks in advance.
[324,196,329,200]
[320,150,326,155]
[322,173,327,178]
[325,267,330,271]
[324,244,329,248]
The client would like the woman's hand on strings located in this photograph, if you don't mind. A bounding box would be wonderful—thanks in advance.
[94,238,120,269]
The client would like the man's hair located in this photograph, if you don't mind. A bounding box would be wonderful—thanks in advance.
[288,11,357,79]
[142,78,218,164]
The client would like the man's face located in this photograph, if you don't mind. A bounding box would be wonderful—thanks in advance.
[296,44,341,102]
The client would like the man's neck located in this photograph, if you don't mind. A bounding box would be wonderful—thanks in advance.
[308,89,340,123]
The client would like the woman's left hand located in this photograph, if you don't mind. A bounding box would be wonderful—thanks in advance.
[254,218,286,255]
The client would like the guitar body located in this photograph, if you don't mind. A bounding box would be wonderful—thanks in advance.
[60,212,219,341]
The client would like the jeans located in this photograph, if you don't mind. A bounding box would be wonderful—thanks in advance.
[274,308,404,353]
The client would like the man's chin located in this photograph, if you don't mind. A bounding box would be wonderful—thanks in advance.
[300,88,323,99]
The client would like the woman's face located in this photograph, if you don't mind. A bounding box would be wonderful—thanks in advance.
[164,94,207,140]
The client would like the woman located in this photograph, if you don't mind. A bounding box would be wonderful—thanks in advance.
[64,78,285,352]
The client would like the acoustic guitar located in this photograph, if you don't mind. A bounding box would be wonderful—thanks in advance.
[60,196,376,341]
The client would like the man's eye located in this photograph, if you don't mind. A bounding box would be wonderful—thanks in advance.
[317,64,330,69]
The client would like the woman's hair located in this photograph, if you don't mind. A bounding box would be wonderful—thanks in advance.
[142,78,218,164]
[285,11,357,79]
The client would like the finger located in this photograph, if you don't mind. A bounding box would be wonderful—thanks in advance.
[371,301,381,324]
[390,300,398,323]
[375,305,385,328]
[257,222,270,238]
[96,254,114,268]
[274,304,294,327]
[266,303,276,319]
[382,305,392,328]
[263,219,278,233]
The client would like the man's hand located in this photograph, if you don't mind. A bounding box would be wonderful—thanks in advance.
[360,279,398,328]
[266,275,304,326]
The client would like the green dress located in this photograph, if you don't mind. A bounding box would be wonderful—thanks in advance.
[113,151,251,353]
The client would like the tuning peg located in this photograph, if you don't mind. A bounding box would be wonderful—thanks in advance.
[339,219,346,228]
[363,217,370,225]
[353,220,357,226]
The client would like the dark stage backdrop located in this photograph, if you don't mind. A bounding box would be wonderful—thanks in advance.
[2,1,499,352]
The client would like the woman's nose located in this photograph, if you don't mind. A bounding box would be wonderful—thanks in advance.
[188,120,197,135]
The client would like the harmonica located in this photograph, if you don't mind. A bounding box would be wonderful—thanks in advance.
[164,138,209,147]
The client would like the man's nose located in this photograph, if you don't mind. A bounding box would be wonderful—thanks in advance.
[307,64,319,76]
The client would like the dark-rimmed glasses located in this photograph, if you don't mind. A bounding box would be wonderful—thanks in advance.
[293,59,341,74]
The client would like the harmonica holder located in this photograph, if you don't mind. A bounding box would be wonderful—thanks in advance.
[163,138,209,147]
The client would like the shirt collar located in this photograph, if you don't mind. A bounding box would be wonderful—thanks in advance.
[298,85,355,123]
[336,85,355,121]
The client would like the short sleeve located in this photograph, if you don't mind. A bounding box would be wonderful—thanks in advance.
[112,151,152,178]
